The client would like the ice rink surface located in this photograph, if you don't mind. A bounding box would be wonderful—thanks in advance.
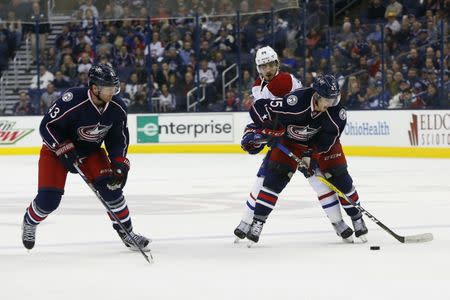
[1,153,449,300]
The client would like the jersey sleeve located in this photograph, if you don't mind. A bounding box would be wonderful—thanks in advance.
[104,100,129,159]
[249,98,276,128]
[315,106,347,153]
[39,91,79,150]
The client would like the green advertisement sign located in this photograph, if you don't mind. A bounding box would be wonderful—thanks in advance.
[137,116,159,143]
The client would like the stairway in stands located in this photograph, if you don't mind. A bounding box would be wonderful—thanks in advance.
[0,15,70,115]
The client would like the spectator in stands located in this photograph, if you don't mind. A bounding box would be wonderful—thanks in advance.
[80,0,99,19]
[180,71,195,111]
[27,1,50,63]
[13,92,34,116]
[116,45,135,68]
[40,83,59,113]
[213,27,236,54]
[224,89,239,111]
[6,0,29,21]
[96,35,113,58]
[385,0,403,18]
[158,83,176,112]
[77,52,93,74]
[5,11,22,49]
[128,92,148,113]
[117,81,131,107]
[179,41,194,66]
[30,65,55,90]
[345,76,366,109]
[367,0,386,21]
[56,25,74,52]
[385,11,401,34]
[241,69,253,93]
[75,71,89,87]
[147,32,165,61]
[126,72,145,100]
[52,71,71,89]
[60,54,78,81]
[422,83,439,107]
[163,46,184,75]
[0,33,9,74]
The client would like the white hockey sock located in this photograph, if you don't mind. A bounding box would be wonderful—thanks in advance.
[308,175,343,224]
[241,176,264,224]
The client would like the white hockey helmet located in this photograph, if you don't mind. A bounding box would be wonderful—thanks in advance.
[255,46,279,73]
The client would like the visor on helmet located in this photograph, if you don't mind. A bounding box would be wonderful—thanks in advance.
[314,93,341,107]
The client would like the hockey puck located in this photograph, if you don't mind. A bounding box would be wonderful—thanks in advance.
[370,246,380,250]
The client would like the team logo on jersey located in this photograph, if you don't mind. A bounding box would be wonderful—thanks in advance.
[339,108,347,120]
[77,123,112,143]
[62,92,73,102]
[286,95,298,106]
[286,125,320,141]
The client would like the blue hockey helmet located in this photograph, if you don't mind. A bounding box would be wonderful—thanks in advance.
[88,64,120,94]
[312,74,341,106]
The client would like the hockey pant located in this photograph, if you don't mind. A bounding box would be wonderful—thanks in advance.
[24,145,133,231]
[240,139,344,223]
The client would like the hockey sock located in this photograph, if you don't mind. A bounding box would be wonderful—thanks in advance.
[241,177,264,224]
[24,191,63,225]
[318,191,343,224]
[308,176,343,223]
[24,200,50,225]
[338,188,360,218]
[253,187,279,222]
[106,194,133,232]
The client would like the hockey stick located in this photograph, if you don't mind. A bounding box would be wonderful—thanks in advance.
[276,142,433,244]
[73,163,153,263]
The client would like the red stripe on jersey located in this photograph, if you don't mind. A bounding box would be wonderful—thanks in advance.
[318,191,335,201]
[266,72,293,97]
[258,191,278,204]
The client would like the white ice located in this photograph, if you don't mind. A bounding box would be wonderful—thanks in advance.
[1,153,450,300]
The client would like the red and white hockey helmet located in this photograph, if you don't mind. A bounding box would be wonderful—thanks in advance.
[255,46,279,73]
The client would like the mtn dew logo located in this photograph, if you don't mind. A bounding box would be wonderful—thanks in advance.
[0,120,34,145]
[137,116,159,143]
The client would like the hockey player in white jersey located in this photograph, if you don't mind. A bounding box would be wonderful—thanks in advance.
[234,46,358,244]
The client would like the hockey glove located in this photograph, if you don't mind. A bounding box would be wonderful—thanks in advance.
[55,140,80,173]
[107,157,130,190]
[241,125,285,155]
[298,149,318,178]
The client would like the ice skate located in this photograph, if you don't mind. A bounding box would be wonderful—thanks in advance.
[117,230,152,252]
[352,216,368,243]
[246,219,264,247]
[234,220,251,243]
[332,220,354,243]
[22,218,37,250]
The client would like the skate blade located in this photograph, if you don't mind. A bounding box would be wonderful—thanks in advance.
[355,234,368,243]
[341,236,354,243]
[234,237,243,244]
[247,241,257,248]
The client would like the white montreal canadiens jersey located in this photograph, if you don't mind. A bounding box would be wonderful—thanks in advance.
[251,72,303,101]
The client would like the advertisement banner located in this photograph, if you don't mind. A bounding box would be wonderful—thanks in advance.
[0,117,41,147]
[341,110,450,148]
[136,113,234,143]
[407,112,450,147]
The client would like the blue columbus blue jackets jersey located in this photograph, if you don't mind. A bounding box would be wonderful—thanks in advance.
[40,87,129,159]
[249,87,348,153]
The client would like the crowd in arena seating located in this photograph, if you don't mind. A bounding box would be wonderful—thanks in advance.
[1,0,449,115]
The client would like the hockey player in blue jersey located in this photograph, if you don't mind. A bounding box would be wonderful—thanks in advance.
[21,64,151,252]
[240,74,368,244]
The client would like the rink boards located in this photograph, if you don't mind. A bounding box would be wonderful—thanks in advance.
[0,110,449,158]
